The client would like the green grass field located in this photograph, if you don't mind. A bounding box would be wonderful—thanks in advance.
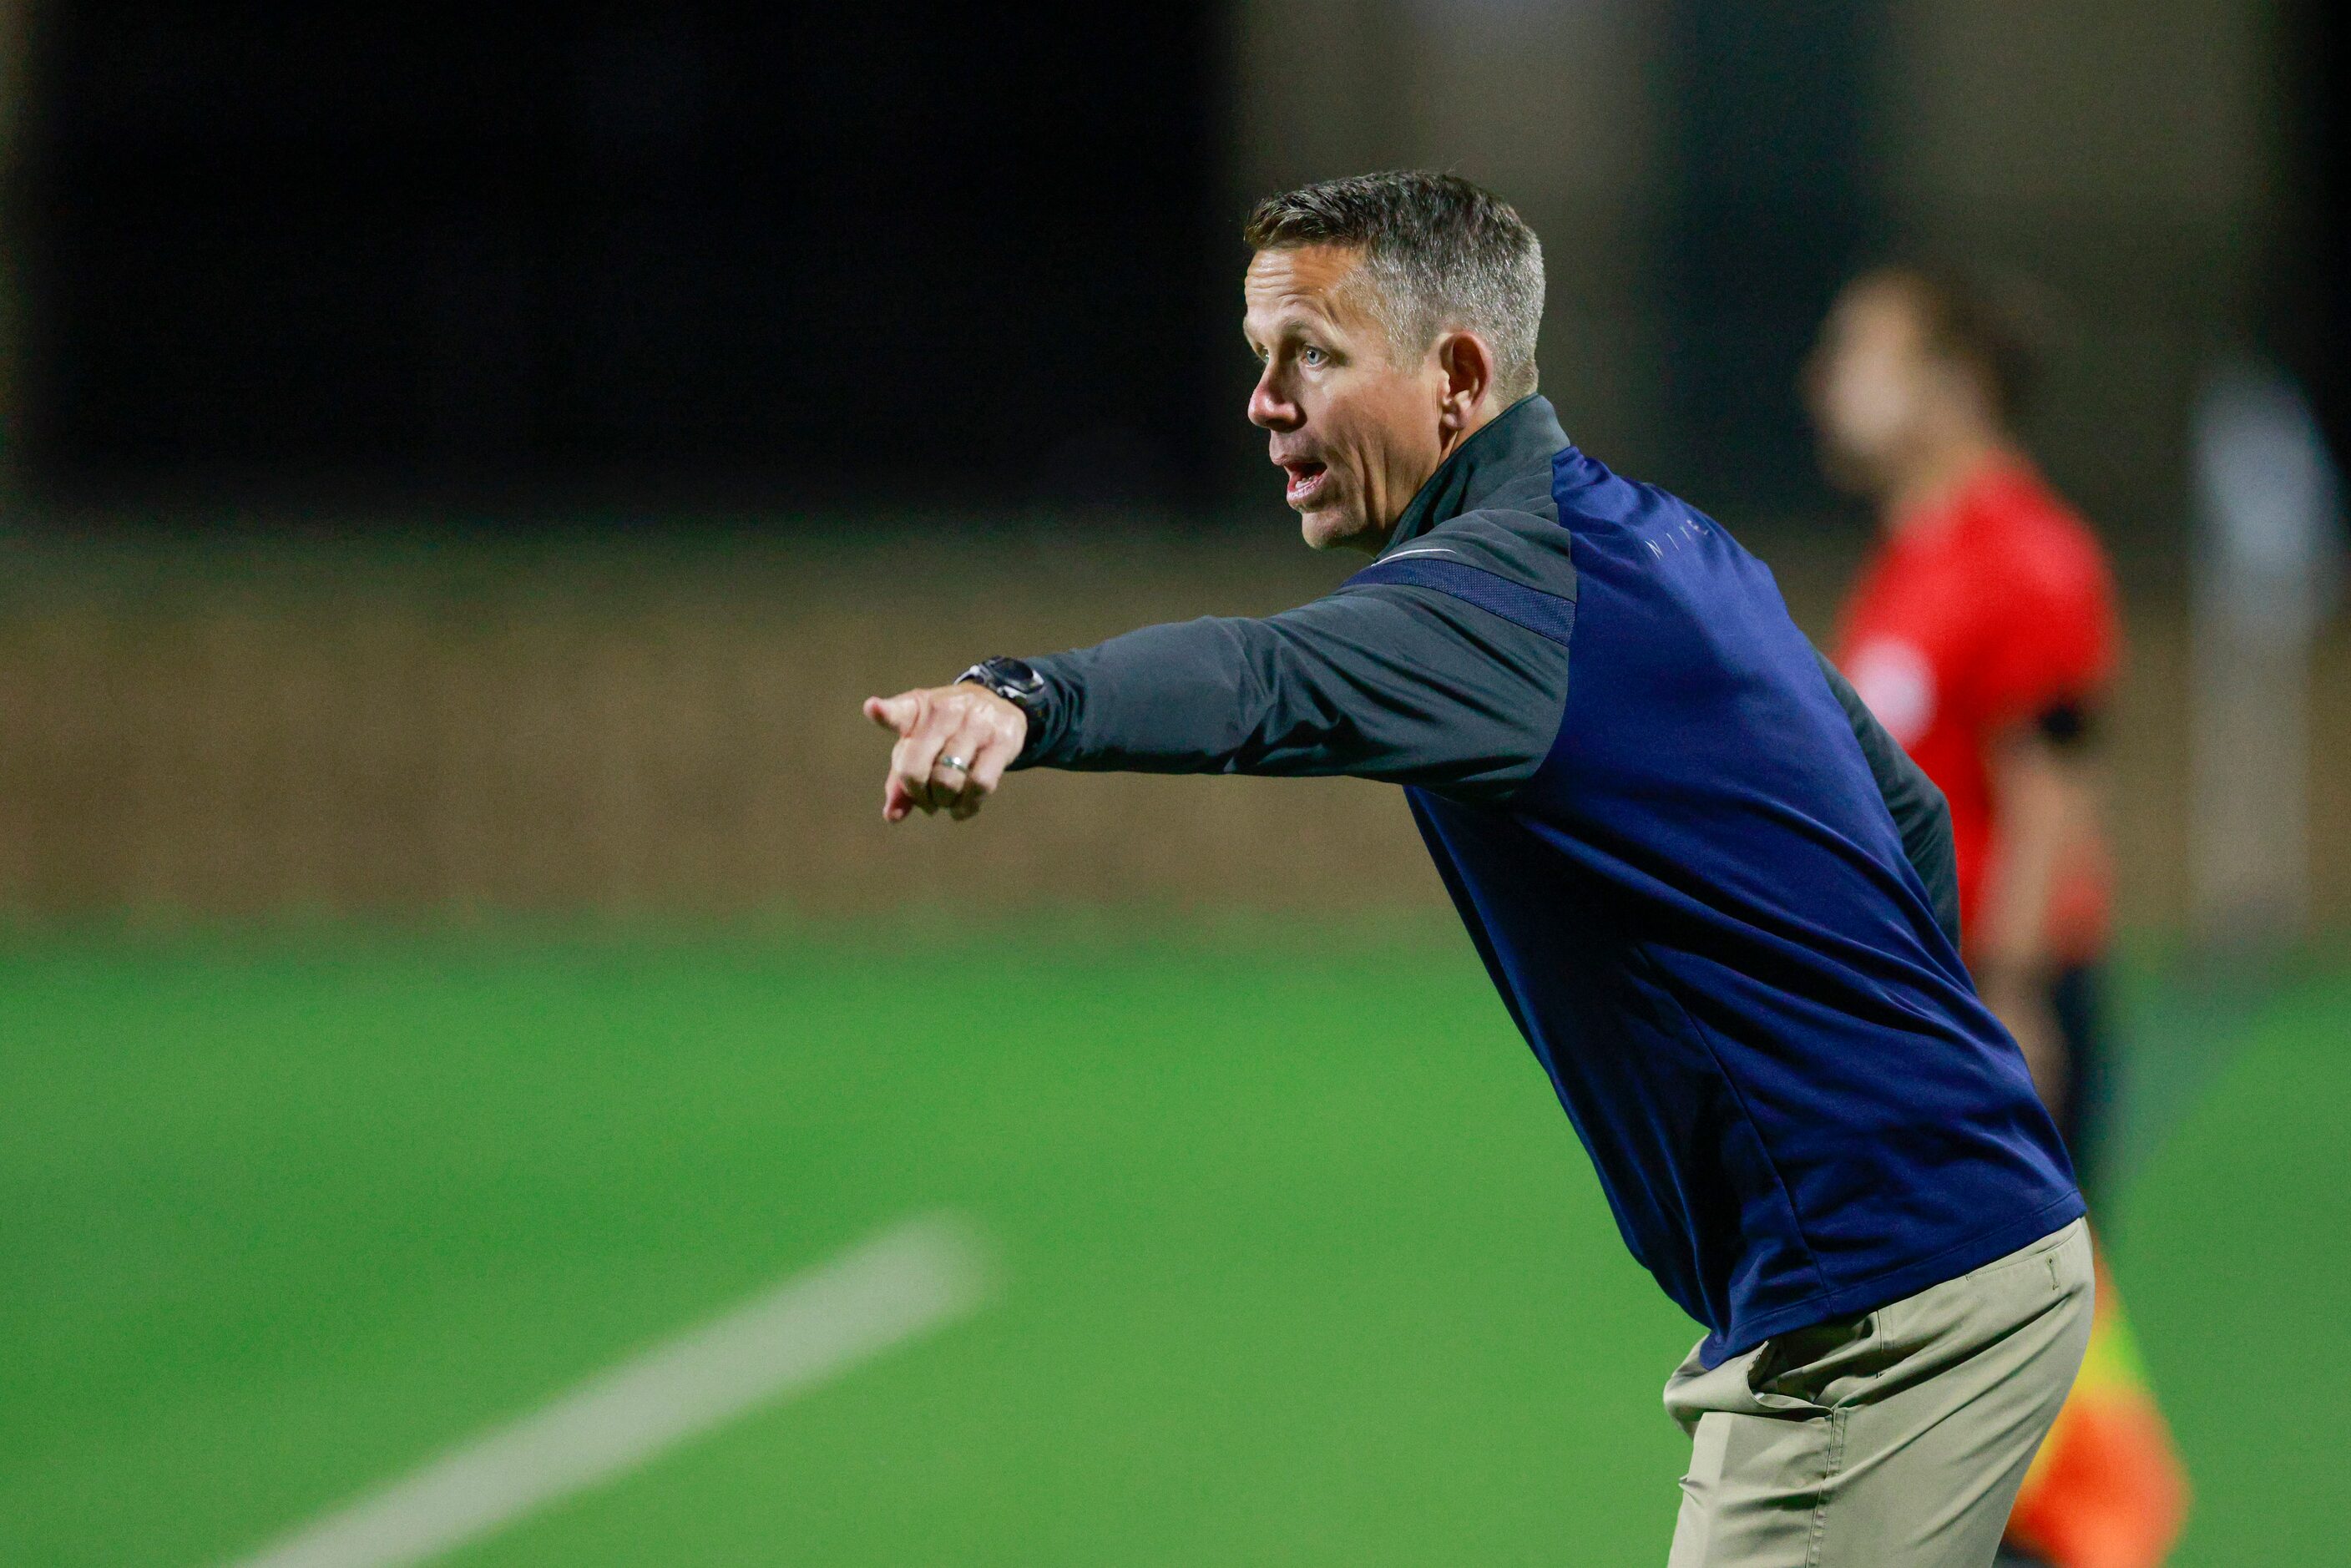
[3,925,2344,1566]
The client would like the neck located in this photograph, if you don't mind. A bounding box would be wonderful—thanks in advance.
[1358,397,1514,554]
[1375,392,1565,556]
[1883,427,2015,533]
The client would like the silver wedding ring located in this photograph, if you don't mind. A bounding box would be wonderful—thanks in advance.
[938,755,971,774]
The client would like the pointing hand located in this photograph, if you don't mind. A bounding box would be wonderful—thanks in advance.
[862,683,1029,822]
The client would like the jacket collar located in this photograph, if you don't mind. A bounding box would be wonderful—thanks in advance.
[1379,393,1570,554]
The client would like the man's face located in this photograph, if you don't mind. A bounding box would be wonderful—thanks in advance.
[1805,279,1937,495]
[1243,244,1449,552]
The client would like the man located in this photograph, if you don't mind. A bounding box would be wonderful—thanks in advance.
[866,173,2091,1566]
[1808,267,2187,1568]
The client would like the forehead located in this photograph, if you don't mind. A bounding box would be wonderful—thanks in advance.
[1830,278,1929,349]
[1242,243,1373,334]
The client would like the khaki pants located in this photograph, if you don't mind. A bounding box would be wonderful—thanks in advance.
[1664,1218,2093,1567]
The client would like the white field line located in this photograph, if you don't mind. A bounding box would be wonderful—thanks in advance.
[219,1212,993,1568]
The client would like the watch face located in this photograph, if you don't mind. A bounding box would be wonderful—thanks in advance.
[986,659,1044,701]
[961,660,1044,706]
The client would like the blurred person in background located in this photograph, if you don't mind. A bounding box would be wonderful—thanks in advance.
[1807,267,2188,1568]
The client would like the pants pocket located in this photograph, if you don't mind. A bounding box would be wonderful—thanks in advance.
[1750,1310,1898,1410]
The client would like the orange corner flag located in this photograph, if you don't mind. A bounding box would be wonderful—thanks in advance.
[2005,1251,2189,1568]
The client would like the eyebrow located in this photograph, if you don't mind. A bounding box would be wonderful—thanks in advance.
[1241,303,1333,343]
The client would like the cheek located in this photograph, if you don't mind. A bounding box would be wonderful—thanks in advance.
[1332,382,1414,448]
[1828,356,1917,448]
[1311,388,1363,445]
[1376,384,1443,468]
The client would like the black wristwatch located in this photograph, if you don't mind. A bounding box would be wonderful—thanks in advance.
[957,657,1051,747]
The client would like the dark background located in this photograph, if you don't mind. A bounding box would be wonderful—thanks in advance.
[4,0,2344,523]
[2274,0,2349,466]
[13,2,1225,509]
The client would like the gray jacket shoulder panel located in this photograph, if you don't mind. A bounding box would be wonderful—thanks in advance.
[1376,483,1577,600]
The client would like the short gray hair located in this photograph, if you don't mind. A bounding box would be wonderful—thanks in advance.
[1244,170,1545,401]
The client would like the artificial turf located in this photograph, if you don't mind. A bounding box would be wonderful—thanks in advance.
[2,926,2340,1565]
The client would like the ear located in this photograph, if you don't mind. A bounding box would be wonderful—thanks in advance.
[1433,330,1499,433]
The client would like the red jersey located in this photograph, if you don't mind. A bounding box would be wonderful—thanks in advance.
[1833,458,2121,960]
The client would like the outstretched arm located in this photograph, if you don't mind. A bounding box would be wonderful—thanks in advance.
[864,578,1574,822]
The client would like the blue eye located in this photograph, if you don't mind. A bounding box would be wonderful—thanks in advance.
[1301,345,1327,367]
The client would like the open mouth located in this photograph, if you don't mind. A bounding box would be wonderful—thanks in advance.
[1280,460,1329,507]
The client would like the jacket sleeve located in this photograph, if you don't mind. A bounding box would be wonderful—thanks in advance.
[1814,647,1963,946]
[1011,582,1572,803]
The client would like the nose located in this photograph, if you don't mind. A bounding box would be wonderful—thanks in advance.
[1248,364,1300,432]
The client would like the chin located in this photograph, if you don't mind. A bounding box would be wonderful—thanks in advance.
[1297,508,1370,552]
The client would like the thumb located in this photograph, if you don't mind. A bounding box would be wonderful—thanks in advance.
[864,693,921,735]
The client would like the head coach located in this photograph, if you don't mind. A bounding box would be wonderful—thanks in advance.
[864,171,2090,1567]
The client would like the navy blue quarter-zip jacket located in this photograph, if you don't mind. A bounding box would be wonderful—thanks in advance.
[1008,394,2082,1363]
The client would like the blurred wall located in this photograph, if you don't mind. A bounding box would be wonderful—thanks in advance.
[3,533,2345,930]
[3,3,2342,933]
[0,532,1438,920]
